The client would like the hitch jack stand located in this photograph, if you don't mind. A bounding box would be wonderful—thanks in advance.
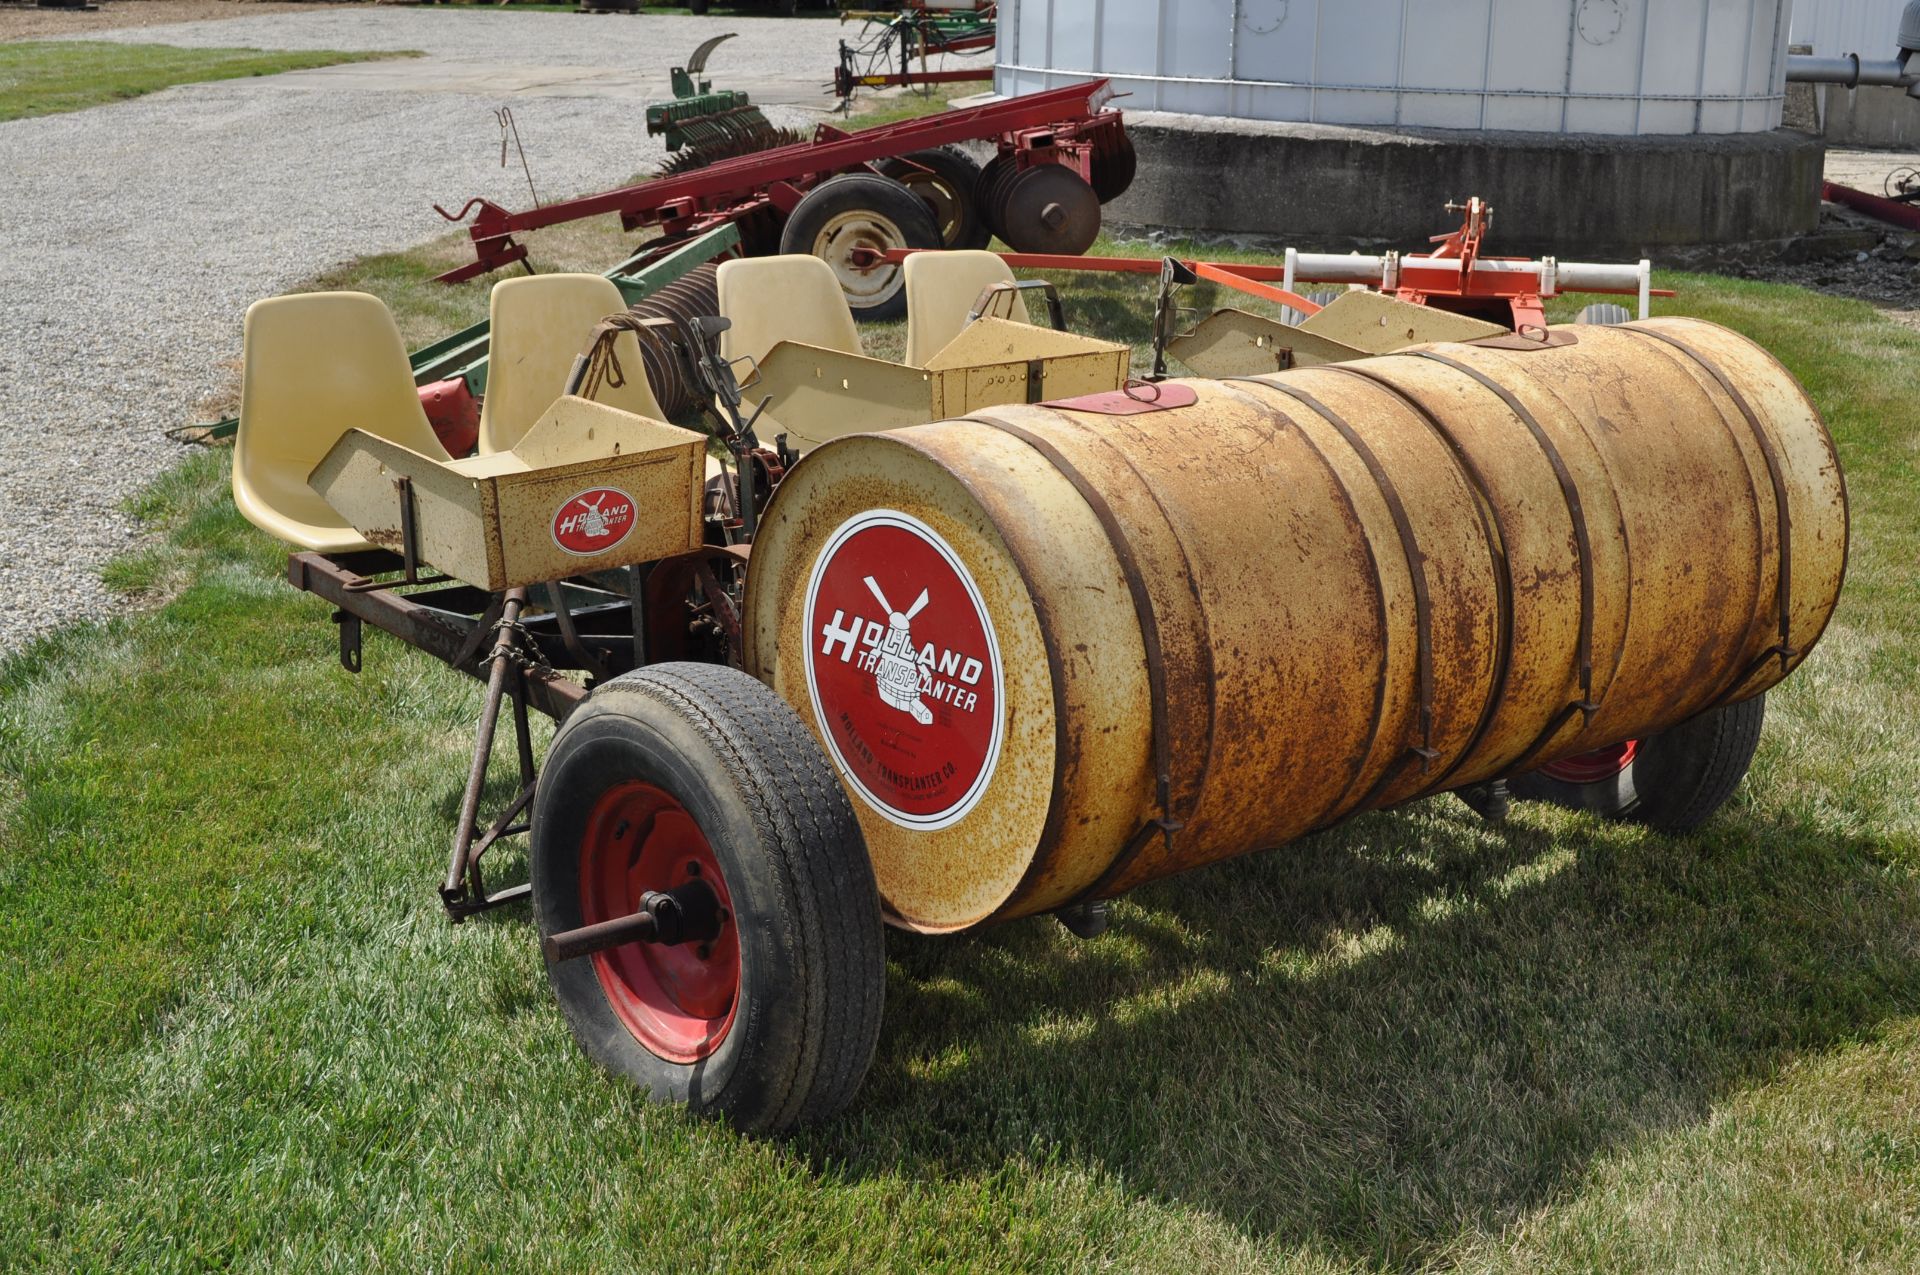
[442,587,540,919]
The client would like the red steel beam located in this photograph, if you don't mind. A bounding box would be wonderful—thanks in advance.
[1822,180,1920,231]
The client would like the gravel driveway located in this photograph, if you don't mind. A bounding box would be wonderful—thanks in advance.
[0,10,854,655]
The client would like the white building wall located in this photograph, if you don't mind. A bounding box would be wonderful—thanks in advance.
[996,0,1795,135]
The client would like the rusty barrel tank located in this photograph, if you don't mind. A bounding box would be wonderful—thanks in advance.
[742,318,1848,933]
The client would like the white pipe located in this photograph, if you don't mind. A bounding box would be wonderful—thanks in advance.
[1554,260,1649,291]
[1284,252,1650,297]
[1286,252,1386,284]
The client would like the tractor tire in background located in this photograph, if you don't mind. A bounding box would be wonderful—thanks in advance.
[1577,302,1634,325]
[780,172,943,322]
[879,147,990,251]
[530,663,886,1133]
[997,164,1102,255]
[1509,694,1767,833]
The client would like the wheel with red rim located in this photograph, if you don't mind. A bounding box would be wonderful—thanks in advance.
[531,662,885,1132]
[1510,693,1766,833]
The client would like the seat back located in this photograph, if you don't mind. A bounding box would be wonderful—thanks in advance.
[717,255,861,371]
[232,291,450,552]
[480,273,664,456]
[903,250,1028,366]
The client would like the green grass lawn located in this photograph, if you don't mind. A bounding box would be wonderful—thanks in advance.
[0,41,416,123]
[2,228,1918,1269]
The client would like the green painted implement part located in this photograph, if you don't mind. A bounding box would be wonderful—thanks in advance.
[192,224,740,442]
[643,34,785,157]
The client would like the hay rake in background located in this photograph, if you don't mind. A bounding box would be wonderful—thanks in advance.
[646,34,812,175]
[832,2,997,107]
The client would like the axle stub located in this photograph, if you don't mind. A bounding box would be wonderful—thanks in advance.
[541,877,724,964]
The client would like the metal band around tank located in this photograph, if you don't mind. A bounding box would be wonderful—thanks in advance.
[961,414,1190,906]
[1259,374,1451,802]
[1218,378,1411,824]
[1317,363,1520,798]
[1038,409,1226,903]
[888,436,1077,927]
[1617,326,1799,703]
[1412,349,1603,772]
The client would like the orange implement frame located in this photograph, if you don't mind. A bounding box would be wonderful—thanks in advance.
[869,247,1329,315]
[873,196,1678,332]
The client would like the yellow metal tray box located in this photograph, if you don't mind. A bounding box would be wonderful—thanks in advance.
[750,317,1131,449]
[309,396,706,592]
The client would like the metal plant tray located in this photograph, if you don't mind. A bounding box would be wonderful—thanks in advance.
[309,395,706,593]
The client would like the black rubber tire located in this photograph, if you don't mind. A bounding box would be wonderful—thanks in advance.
[879,147,990,250]
[1510,693,1766,833]
[1576,302,1633,326]
[779,172,942,322]
[530,662,885,1133]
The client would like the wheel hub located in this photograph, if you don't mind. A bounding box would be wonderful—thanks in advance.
[579,781,739,1063]
[812,208,907,307]
[1539,738,1639,784]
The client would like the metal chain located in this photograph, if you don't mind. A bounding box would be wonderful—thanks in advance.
[482,617,555,678]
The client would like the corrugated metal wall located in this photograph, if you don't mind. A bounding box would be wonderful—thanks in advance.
[996,0,1792,135]
[1788,0,1910,54]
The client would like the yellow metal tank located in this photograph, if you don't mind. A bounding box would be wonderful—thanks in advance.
[742,318,1848,933]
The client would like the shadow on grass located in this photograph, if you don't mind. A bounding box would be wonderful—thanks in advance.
[807,796,1920,1268]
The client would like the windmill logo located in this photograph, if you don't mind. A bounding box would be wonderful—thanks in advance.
[863,575,934,725]
[802,509,1006,832]
[552,486,636,556]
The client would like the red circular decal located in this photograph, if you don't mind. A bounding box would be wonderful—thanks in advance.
[552,487,636,556]
[804,511,1003,830]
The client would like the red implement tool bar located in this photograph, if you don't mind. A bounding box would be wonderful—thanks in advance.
[866,248,1319,315]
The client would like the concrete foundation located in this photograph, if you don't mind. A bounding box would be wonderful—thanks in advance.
[1104,112,1826,258]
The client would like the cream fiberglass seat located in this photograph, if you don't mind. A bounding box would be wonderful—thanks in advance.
[717,255,861,371]
[902,250,1029,367]
[233,291,451,553]
[479,273,664,455]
